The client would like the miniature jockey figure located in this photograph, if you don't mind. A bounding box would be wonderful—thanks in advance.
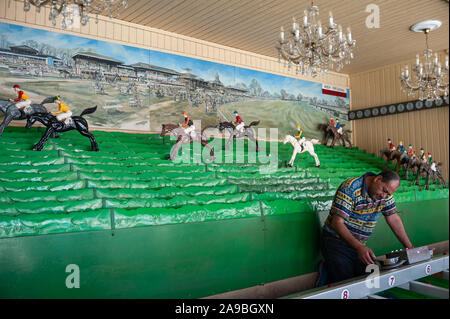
[296,124,306,151]
[295,124,303,140]
[52,96,72,124]
[234,110,245,133]
[180,111,196,140]
[408,144,415,158]
[419,148,427,163]
[428,153,433,165]
[335,119,343,135]
[430,161,437,172]
[398,141,406,153]
[9,84,32,114]
[329,115,335,126]
[388,138,395,151]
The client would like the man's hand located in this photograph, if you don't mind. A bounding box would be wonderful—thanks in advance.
[356,245,376,265]
[385,214,413,249]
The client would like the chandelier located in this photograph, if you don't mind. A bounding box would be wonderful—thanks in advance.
[21,0,128,29]
[276,1,356,77]
[399,21,449,101]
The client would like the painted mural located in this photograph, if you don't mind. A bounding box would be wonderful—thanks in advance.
[0,22,350,139]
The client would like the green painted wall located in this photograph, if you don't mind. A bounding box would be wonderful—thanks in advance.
[0,198,447,299]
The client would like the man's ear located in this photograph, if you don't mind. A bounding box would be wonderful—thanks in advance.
[374,175,383,183]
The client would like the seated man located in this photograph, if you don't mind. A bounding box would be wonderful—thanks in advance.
[233,110,245,134]
[52,96,72,125]
[9,84,32,114]
[180,111,196,140]
[317,170,413,286]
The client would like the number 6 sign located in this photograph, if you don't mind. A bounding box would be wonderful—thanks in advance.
[425,264,431,275]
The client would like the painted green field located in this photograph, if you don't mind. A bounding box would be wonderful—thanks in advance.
[220,99,350,140]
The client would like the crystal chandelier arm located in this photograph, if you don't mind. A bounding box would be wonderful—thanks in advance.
[278,39,303,63]
[279,46,300,63]
[400,77,421,90]
[276,3,356,77]
[53,1,65,15]
[31,0,52,6]
[23,0,129,28]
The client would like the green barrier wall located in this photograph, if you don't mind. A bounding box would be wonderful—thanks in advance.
[0,198,447,298]
[0,126,448,298]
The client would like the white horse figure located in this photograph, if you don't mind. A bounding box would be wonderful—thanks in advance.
[283,135,320,167]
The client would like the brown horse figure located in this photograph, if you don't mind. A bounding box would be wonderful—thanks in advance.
[160,124,215,161]
[218,120,260,152]
[318,123,333,146]
[380,149,409,173]
[428,163,447,188]
[404,156,422,180]
[415,162,447,190]
[325,124,352,148]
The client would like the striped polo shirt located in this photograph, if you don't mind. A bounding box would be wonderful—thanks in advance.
[323,172,397,244]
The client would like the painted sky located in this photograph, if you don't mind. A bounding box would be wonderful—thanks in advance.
[0,22,348,104]
[0,22,148,65]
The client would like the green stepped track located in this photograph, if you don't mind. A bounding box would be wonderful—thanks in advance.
[0,126,448,239]
[375,275,448,299]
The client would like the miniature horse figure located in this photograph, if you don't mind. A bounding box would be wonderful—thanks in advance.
[416,161,447,190]
[0,97,54,136]
[26,106,99,151]
[326,124,352,148]
[404,156,422,180]
[380,149,409,173]
[318,123,334,146]
[283,135,320,167]
[160,124,215,161]
[218,120,260,152]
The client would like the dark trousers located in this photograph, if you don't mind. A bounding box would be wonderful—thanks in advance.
[320,229,367,285]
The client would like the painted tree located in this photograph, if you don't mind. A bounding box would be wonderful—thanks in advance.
[334,97,347,108]
[23,40,40,51]
[248,79,263,96]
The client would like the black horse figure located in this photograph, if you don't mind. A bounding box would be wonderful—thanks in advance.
[318,123,333,146]
[0,97,54,136]
[218,120,260,152]
[26,106,99,151]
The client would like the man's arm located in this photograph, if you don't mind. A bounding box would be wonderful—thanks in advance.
[330,215,376,265]
[385,213,413,249]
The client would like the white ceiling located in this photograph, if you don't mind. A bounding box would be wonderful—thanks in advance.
[110,0,449,74]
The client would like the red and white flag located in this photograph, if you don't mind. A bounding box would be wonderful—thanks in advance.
[322,84,348,98]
